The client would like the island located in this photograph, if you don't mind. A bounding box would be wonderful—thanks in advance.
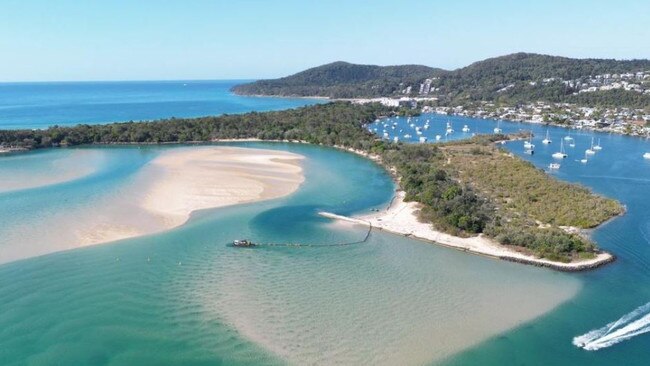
[0,102,624,269]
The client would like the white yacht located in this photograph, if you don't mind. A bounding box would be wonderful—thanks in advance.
[549,163,561,170]
[585,137,596,155]
[542,130,552,144]
[552,140,568,159]
[435,135,442,141]
[643,152,650,159]
[393,136,399,143]
[446,120,454,134]
[419,136,427,143]
[403,134,412,139]
[462,124,470,133]
[493,120,502,134]
[523,133,535,149]
[593,138,602,151]
[580,152,588,164]
[564,130,574,142]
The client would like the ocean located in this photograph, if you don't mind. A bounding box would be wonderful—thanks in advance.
[0,80,322,129]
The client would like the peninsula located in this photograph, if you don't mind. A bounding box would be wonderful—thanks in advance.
[0,102,624,268]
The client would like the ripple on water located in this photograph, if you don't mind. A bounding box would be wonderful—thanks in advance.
[184,218,580,365]
[0,144,583,365]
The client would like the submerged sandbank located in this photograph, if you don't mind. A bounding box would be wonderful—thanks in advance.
[0,149,102,193]
[75,146,305,249]
[0,146,304,264]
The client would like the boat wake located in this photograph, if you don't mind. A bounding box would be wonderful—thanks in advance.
[573,302,650,351]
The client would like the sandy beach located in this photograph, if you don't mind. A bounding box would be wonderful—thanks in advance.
[321,190,614,271]
[0,146,304,264]
[78,146,305,245]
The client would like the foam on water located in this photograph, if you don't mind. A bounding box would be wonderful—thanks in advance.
[574,302,650,351]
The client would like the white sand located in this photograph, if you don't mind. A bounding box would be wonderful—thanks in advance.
[0,146,304,264]
[137,146,304,229]
[321,190,613,271]
[75,146,305,246]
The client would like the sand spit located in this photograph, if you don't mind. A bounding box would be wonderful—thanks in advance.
[321,191,614,272]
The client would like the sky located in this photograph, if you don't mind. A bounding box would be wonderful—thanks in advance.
[1,0,649,82]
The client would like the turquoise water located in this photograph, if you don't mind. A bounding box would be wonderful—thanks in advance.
[0,142,582,365]
[1,106,649,364]
[0,80,322,129]
[370,114,650,364]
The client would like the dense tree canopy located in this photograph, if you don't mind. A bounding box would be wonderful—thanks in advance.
[232,61,441,98]
[232,53,650,108]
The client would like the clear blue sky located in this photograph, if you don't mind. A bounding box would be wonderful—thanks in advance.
[1,0,648,81]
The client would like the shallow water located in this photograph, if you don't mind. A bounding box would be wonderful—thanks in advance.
[369,113,650,364]
[0,142,581,365]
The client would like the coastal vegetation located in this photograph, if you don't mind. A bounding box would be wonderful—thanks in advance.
[0,102,623,262]
[231,61,440,98]
[232,53,650,108]
[380,134,622,262]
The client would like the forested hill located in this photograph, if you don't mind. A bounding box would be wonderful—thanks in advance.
[439,53,650,106]
[233,53,650,108]
[231,61,442,98]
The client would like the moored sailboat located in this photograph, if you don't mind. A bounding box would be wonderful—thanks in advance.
[593,138,602,151]
[585,137,596,155]
[552,140,568,159]
[493,120,502,134]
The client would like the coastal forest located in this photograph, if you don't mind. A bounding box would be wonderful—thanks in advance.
[232,53,650,109]
[0,102,622,262]
[231,61,440,99]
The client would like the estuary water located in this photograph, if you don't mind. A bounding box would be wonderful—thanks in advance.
[0,143,580,365]
[370,114,650,365]
[0,80,322,129]
[1,85,649,365]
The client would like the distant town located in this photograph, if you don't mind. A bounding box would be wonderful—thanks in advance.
[349,70,650,137]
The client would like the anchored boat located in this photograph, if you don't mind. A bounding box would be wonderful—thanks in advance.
[232,239,256,247]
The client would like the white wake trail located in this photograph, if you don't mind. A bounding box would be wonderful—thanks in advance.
[573,302,650,351]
